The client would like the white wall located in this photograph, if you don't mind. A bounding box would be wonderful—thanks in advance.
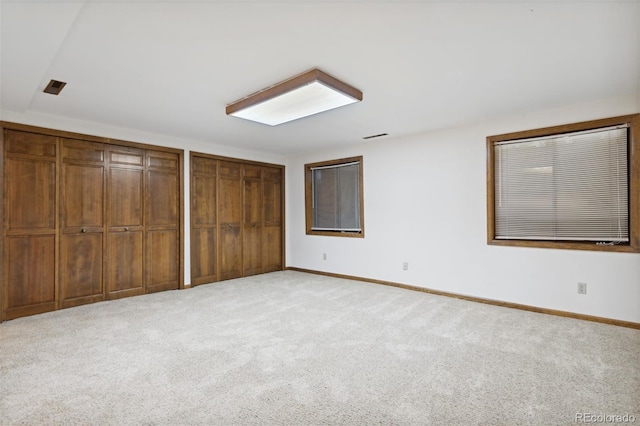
[4,95,640,322]
[0,110,287,287]
[286,94,640,323]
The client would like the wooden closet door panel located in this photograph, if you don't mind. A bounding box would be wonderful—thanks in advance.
[219,225,242,280]
[147,170,178,227]
[108,231,143,296]
[62,141,105,163]
[263,173,282,226]
[6,159,56,231]
[4,235,56,319]
[191,228,216,283]
[243,226,261,276]
[63,164,104,228]
[109,168,143,227]
[244,177,262,224]
[5,130,56,157]
[109,147,145,167]
[218,163,242,223]
[262,227,282,273]
[219,161,242,280]
[60,233,103,307]
[193,174,216,226]
[146,229,178,292]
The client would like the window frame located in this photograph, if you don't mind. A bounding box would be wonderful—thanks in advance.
[305,156,364,238]
[486,114,640,252]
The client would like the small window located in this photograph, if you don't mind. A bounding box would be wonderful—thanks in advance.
[305,156,364,237]
[487,114,639,252]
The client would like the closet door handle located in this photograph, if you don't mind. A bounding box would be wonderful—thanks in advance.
[125,227,130,232]
[81,228,87,233]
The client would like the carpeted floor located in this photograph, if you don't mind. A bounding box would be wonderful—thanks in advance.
[1,270,638,425]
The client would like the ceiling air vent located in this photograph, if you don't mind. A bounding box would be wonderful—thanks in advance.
[43,80,67,95]
[362,133,388,140]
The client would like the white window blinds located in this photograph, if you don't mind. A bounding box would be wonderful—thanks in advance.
[311,161,361,232]
[494,125,629,242]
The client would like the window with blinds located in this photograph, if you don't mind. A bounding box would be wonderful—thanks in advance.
[494,125,629,242]
[487,114,640,252]
[305,156,364,237]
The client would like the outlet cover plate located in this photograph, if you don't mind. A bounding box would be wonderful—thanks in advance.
[577,282,587,294]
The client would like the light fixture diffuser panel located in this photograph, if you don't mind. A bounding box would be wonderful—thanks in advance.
[230,81,359,126]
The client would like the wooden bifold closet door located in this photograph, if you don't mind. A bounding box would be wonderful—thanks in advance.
[107,146,145,299]
[190,153,284,286]
[243,165,263,277]
[2,130,57,320]
[262,167,283,273]
[191,156,217,285]
[145,150,180,293]
[60,139,106,309]
[1,123,183,322]
[218,161,243,281]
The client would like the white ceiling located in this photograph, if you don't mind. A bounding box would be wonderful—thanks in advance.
[1,0,639,156]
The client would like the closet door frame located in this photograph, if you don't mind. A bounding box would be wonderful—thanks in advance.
[1,128,3,322]
[189,151,285,286]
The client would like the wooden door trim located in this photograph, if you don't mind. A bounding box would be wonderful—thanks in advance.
[0,121,182,155]
[215,155,221,284]
[278,166,286,274]
[0,128,4,322]
[177,149,185,290]
[287,267,640,330]
[55,136,62,311]
[189,151,285,170]
[4,302,56,321]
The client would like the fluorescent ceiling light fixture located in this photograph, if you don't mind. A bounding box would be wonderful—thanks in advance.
[226,68,363,126]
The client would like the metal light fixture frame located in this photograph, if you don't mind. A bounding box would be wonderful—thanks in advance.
[226,68,363,126]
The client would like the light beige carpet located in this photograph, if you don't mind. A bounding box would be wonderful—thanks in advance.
[1,270,638,425]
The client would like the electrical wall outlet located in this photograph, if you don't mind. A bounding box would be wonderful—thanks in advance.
[403,262,408,271]
[577,282,587,294]
[323,253,327,260]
